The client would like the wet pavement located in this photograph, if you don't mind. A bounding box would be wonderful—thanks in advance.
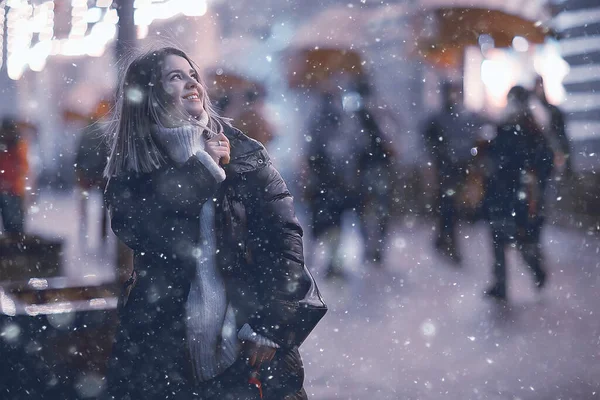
[7,190,600,399]
[302,214,600,400]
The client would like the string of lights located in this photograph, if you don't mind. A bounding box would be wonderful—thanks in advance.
[2,0,208,80]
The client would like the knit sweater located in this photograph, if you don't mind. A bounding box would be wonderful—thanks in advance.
[186,200,240,381]
[152,123,279,382]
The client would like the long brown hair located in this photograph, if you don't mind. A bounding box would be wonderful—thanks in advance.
[104,46,229,178]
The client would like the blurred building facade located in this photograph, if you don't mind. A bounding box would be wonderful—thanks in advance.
[0,0,596,198]
[554,0,600,172]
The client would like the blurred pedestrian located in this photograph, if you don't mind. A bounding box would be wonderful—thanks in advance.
[74,100,110,247]
[102,47,326,400]
[423,81,479,264]
[482,86,554,301]
[0,117,29,237]
[533,76,571,176]
[304,75,395,278]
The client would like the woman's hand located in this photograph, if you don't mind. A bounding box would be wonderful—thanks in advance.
[243,341,277,367]
[205,132,231,165]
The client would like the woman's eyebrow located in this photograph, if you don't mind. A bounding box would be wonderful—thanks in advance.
[165,69,184,76]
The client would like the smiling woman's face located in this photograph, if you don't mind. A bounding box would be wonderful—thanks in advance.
[160,54,206,119]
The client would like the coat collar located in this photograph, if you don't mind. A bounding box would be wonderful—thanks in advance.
[223,125,270,175]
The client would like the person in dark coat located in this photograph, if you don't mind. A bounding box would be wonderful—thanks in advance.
[482,86,554,301]
[101,47,326,400]
[423,82,480,264]
[304,78,394,278]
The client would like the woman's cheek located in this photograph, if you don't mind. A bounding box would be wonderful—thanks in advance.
[163,84,176,97]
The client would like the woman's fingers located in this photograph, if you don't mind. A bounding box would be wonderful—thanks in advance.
[216,132,230,148]
[206,132,231,165]
[220,151,231,165]
[209,132,230,149]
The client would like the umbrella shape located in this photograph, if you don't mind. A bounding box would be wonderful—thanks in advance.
[284,4,398,90]
[412,4,556,68]
[285,47,365,90]
[283,3,416,89]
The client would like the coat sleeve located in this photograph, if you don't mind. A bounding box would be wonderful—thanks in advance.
[244,161,325,347]
[105,154,222,254]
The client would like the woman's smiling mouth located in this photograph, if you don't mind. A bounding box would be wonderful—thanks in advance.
[183,93,201,101]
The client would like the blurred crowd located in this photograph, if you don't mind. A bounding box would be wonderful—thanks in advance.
[423,77,569,299]
[0,61,572,303]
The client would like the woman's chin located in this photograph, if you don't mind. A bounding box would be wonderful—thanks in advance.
[185,106,205,119]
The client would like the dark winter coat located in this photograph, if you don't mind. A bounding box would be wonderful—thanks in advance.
[306,95,392,195]
[483,120,554,239]
[103,125,326,399]
[423,108,482,171]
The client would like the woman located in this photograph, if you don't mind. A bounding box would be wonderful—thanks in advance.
[482,86,554,301]
[101,47,326,399]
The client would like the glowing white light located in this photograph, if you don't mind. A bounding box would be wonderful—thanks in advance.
[0,290,16,317]
[86,21,117,56]
[533,41,569,105]
[481,51,518,108]
[31,2,52,32]
[182,0,207,17]
[126,87,144,103]
[342,92,362,112]
[85,7,103,23]
[25,302,74,316]
[29,40,52,71]
[512,36,529,52]
[137,24,149,39]
[49,39,62,55]
[7,2,33,80]
[7,0,25,9]
[104,8,118,24]
[89,298,108,308]
[61,37,86,56]
[28,278,49,289]
[1,322,20,343]
[134,0,207,26]
[393,237,407,250]
[420,320,437,337]
[6,0,209,79]
[39,30,54,42]
[7,56,26,80]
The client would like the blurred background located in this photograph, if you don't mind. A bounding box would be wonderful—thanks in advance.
[0,0,599,398]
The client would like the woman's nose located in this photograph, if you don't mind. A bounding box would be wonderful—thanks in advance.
[185,77,198,89]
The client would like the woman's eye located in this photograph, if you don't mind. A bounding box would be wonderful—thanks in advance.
[170,74,181,80]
